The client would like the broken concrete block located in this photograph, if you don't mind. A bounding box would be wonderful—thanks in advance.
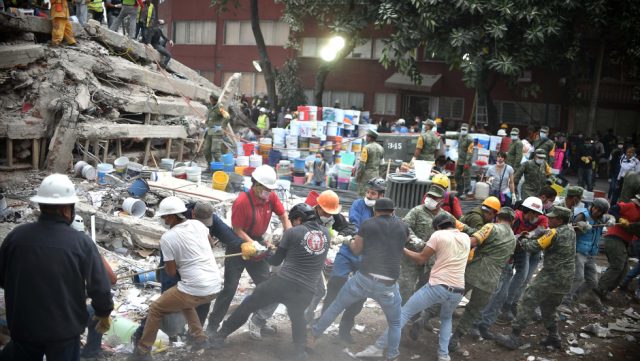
[0,12,83,36]
[0,44,45,69]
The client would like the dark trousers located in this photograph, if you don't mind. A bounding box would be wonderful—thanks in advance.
[207,250,271,331]
[322,276,366,335]
[0,336,80,361]
[135,22,147,41]
[88,10,103,23]
[153,44,172,67]
[219,275,313,348]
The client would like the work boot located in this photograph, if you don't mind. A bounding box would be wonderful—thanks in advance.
[478,324,495,340]
[127,346,153,361]
[189,337,211,352]
[448,330,462,352]
[261,323,278,336]
[494,330,523,350]
[293,345,309,361]
[338,329,355,344]
[540,326,562,350]
[354,345,383,358]
[557,303,573,314]
[205,323,219,338]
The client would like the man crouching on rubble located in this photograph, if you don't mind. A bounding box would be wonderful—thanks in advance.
[129,196,222,360]
[211,203,330,361]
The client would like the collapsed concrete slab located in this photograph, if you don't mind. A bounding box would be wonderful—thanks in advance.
[77,123,188,140]
[0,117,48,139]
[0,11,83,36]
[0,44,45,69]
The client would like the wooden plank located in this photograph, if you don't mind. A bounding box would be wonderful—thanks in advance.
[102,140,109,163]
[177,140,184,162]
[39,138,46,169]
[92,140,99,163]
[166,139,172,158]
[147,177,237,203]
[32,138,40,169]
[83,139,90,161]
[116,140,122,157]
[143,113,151,166]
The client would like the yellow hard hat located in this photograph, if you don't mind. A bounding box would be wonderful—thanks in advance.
[482,196,501,213]
[500,123,508,129]
[431,174,450,189]
[435,117,443,124]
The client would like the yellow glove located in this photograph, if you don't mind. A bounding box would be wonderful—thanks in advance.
[94,316,111,334]
[455,220,465,232]
[220,108,230,119]
[619,218,630,227]
[241,242,257,260]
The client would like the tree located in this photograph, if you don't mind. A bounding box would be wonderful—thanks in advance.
[276,59,308,110]
[212,0,278,110]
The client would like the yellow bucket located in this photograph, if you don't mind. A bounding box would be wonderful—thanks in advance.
[212,171,229,191]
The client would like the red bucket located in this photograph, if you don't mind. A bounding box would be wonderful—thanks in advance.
[243,166,256,177]
[305,190,320,206]
[243,143,255,156]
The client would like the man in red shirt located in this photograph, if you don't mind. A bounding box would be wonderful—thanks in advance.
[594,194,640,299]
[206,165,291,339]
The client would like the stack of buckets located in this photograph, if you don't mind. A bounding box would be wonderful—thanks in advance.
[277,160,292,181]
[286,135,299,159]
[337,164,353,190]
[293,158,306,185]
[259,138,273,164]
[235,155,249,176]
[222,153,234,173]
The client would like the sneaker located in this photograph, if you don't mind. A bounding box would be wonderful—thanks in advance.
[248,317,262,340]
[557,304,573,314]
[127,347,153,361]
[438,354,452,361]
[494,333,522,350]
[293,349,309,361]
[354,345,384,358]
[261,324,277,336]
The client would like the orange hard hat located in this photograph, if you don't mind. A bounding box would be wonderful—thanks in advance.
[482,196,501,213]
[316,190,341,214]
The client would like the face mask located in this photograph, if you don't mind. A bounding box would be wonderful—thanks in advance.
[539,132,547,140]
[618,144,624,149]
[535,158,544,165]
[320,215,334,226]
[511,135,518,140]
[315,158,322,164]
[424,197,439,211]
[364,198,376,207]
[259,190,271,201]
[460,130,468,136]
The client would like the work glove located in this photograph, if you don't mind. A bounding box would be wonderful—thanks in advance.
[576,221,592,233]
[619,218,630,227]
[94,316,111,334]
[410,157,417,166]
[241,241,257,260]
[406,236,426,252]
[341,236,353,247]
[604,214,616,227]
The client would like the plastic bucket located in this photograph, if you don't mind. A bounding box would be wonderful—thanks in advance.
[97,163,114,185]
[150,171,172,182]
[268,149,282,166]
[122,197,146,218]
[133,269,157,284]
[212,171,229,191]
[186,166,202,182]
[293,176,305,185]
[104,317,139,347]
[81,164,97,181]
[126,162,143,180]
[128,178,150,197]
[249,155,263,167]
[74,160,89,176]
[305,190,320,206]
[172,166,187,179]
[341,152,356,166]
[243,166,256,177]
[293,158,306,172]
[337,164,353,179]
[210,161,224,172]
[337,181,349,190]
[223,164,234,173]
[242,143,255,156]
[235,166,247,176]
[114,157,129,174]
[351,139,362,153]
[235,156,250,167]
[327,123,338,137]
[222,153,234,166]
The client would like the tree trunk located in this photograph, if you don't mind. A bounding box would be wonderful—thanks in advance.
[250,0,277,110]
[587,40,605,137]
[314,65,331,106]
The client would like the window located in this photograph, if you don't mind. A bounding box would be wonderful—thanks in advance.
[374,93,397,115]
[496,101,561,127]
[372,38,387,59]
[348,39,372,59]
[304,89,365,109]
[439,97,464,120]
[222,72,266,96]
[173,21,216,45]
[224,21,289,46]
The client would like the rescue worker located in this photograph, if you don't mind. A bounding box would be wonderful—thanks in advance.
[449,207,516,352]
[514,148,551,200]
[495,206,576,351]
[358,213,471,361]
[50,0,77,46]
[506,128,523,171]
[422,174,463,219]
[532,126,555,162]
[206,165,291,340]
[105,0,122,27]
[0,174,113,360]
[144,19,174,68]
[618,171,640,203]
[203,93,230,164]
[211,203,330,361]
[74,0,88,25]
[558,186,584,211]
[135,0,155,41]
[87,0,103,22]
[257,107,269,135]
[109,0,136,38]
[356,129,384,196]
[594,193,640,300]
[412,118,439,162]
[460,196,501,231]
[445,123,473,198]
[318,180,385,343]
[559,198,614,312]
[312,198,410,361]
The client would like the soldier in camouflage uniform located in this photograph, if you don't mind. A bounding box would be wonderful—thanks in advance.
[203,93,230,164]
[445,123,474,197]
[531,126,555,163]
[356,130,384,196]
[619,171,640,202]
[506,128,523,171]
[495,206,576,350]
[412,119,440,162]
[514,149,550,200]
[557,186,583,213]
[449,207,516,352]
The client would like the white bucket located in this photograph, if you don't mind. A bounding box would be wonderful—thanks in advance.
[97,163,114,185]
[186,166,202,182]
[289,120,300,136]
[260,138,273,145]
[160,158,174,171]
[286,135,299,147]
[114,157,129,174]
[273,128,287,145]
[475,182,490,199]
[235,156,250,167]
[74,161,89,176]
[122,197,146,218]
[81,164,97,181]
[287,149,301,160]
[150,171,173,182]
[249,155,263,167]
[326,123,338,137]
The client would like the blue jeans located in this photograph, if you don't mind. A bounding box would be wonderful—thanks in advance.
[478,263,513,327]
[375,283,462,358]
[81,305,102,358]
[506,248,541,308]
[312,272,402,359]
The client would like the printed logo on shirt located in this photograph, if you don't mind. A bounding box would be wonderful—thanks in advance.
[303,230,327,255]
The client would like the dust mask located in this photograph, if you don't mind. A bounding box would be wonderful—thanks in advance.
[511,135,518,140]
[460,130,468,136]
[618,144,624,149]
[539,132,547,140]
[364,198,376,207]
[159,218,171,230]
[320,215,334,227]
[424,197,439,211]
[535,158,544,165]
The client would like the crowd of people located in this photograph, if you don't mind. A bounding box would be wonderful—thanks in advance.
[2,155,639,361]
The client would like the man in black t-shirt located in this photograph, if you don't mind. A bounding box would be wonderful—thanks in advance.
[311,198,409,361]
[211,203,329,361]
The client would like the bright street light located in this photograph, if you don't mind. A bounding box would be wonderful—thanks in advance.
[252,60,262,72]
[320,46,338,62]
[329,36,345,51]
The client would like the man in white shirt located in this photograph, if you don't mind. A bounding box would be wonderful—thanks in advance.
[129,196,222,361]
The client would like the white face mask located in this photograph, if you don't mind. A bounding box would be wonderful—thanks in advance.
[535,158,544,165]
[424,197,439,211]
[618,144,624,149]
[320,215,334,227]
[460,130,468,136]
[364,198,376,207]
[539,132,548,140]
[511,135,519,140]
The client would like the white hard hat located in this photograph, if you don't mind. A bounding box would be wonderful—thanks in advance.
[156,196,187,217]
[71,214,85,232]
[284,114,293,120]
[522,196,544,214]
[252,165,278,190]
[497,129,507,136]
[30,173,79,204]
[260,107,267,113]
[397,118,405,125]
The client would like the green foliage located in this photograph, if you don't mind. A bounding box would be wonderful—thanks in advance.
[276,59,308,109]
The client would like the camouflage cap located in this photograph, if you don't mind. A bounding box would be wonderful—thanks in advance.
[427,184,446,198]
[534,148,547,158]
[540,126,550,133]
[367,129,379,139]
[546,206,572,219]
[423,119,437,127]
[210,93,218,100]
[497,206,516,219]
[510,127,520,135]
[460,123,469,131]
[565,186,584,198]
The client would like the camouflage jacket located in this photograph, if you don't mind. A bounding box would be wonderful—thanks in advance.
[403,206,454,251]
[417,130,440,161]
[466,223,516,292]
[460,206,486,233]
[514,160,549,199]
[506,139,523,170]
[205,103,229,131]
[532,138,555,159]
[357,141,384,180]
[445,133,474,165]
[619,172,640,203]
[520,224,576,293]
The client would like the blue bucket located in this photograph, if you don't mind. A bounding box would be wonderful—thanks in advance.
[337,181,349,190]
[128,178,149,198]
[223,164,234,173]
[293,158,306,172]
[268,149,282,167]
[133,269,157,284]
[222,153,234,165]
[210,161,224,172]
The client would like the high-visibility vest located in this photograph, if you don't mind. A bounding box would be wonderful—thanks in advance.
[88,0,104,13]
[136,4,154,26]
[122,0,136,6]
